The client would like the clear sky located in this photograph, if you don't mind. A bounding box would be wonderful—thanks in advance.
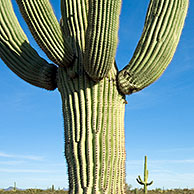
[0,0,194,190]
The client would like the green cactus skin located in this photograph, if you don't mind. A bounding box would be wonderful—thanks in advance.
[58,65,126,193]
[0,0,58,90]
[136,156,153,194]
[84,0,122,80]
[15,0,74,67]
[118,0,189,94]
[0,0,189,193]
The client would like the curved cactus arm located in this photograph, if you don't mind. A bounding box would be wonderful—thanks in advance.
[147,180,154,186]
[84,0,122,81]
[16,0,74,67]
[0,0,57,90]
[118,0,189,95]
[136,176,145,185]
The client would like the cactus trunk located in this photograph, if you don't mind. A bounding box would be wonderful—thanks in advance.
[58,67,126,193]
[144,156,148,194]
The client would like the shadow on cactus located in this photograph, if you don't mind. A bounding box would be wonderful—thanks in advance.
[0,0,189,193]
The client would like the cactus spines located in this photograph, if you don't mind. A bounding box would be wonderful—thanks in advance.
[136,156,153,194]
[0,0,189,193]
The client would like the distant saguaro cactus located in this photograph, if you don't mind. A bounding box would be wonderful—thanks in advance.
[136,156,153,194]
[0,0,189,193]
[13,182,17,191]
[51,184,55,191]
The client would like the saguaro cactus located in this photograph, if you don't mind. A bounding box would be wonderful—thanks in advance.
[13,182,17,191]
[136,156,153,194]
[0,0,188,193]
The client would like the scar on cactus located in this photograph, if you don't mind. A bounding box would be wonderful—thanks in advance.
[136,156,153,194]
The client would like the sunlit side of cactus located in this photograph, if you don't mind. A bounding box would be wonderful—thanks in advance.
[0,0,189,193]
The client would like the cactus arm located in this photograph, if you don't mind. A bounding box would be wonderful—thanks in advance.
[84,0,122,81]
[0,0,57,90]
[147,180,154,186]
[118,0,189,95]
[61,0,88,50]
[60,0,88,77]
[136,176,145,185]
[15,0,74,67]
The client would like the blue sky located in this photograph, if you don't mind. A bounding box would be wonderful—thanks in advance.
[0,0,194,190]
